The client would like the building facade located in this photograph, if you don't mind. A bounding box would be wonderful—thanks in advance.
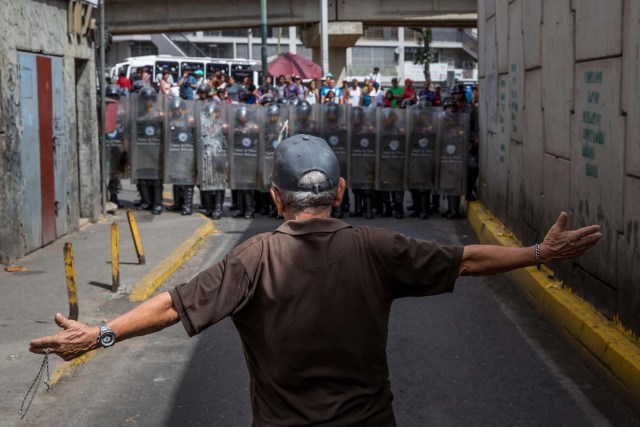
[107,26,478,84]
[0,0,100,264]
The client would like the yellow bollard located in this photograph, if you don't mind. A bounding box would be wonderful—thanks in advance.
[111,222,120,292]
[63,243,79,321]
[126,209,146,265]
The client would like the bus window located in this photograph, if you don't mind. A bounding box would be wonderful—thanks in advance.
[181,61,205,76]
[210,62,229,77]
[155,61,179,83]
[231,63,253,83]
[130,64,153,81]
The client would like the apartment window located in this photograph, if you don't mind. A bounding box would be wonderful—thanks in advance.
[129,42,158,57]
[362,26,397,41]
[352,46,396,66]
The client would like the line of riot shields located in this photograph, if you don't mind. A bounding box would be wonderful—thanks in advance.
[106,93,470,196]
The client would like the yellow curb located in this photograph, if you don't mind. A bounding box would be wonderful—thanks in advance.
[467,201,640,407]
[49,215,216,386]
[49,350,96,386]
[129,215,216,302]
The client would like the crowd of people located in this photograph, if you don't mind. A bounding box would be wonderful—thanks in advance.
[108,64,479,221]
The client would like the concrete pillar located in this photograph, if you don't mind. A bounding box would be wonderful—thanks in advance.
[301,21,362,81]
[397,26,405,80]
[288,26,297,54]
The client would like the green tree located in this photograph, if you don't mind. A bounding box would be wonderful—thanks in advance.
[411,28,433,82]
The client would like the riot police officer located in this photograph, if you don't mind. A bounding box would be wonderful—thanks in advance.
[407,104,438,220]
[260,103,286,218]
[198,103,229,220]
[230,105,260,219]
[322,102,349,218]
[105,84,127,208]
[165,97,197,215]
[376,107,406,219]
[196,83,209,102]
[293,100,318,135]
[132,86,164,215]
[348,106,377,219]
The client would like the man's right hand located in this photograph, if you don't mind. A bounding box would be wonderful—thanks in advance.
[29,313,98,361]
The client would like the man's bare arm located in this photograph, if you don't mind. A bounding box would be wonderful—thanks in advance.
[29,292,179,361]
[459,212,602,276]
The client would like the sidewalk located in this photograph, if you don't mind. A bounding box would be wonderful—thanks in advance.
[0,187,214,421]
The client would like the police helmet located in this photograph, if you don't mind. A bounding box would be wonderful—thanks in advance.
[203,103,221,118]
[139,86,157,101]
[276,98,288,105]
[106,84,120,99]
[169,97,185,112]
[443,97,457,111]
[266,104,280,120]
[132,80,146,93]
[325,102,339,121]
[197,83,209,95]
[235,106,250,124]
[287,97,300,107]
[260,94,274,105]
[296,100,311,118]
[451,83,465,95]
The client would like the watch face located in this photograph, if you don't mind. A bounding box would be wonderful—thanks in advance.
[100,331,116,347]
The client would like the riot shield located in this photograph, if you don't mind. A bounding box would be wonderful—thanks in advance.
[196,102,229,190]
[290,101,319,136]
[437,111,469,195]
[348,107,377,189]
[375,108,408,191]
[228,104,260,190]
[320,103,349,180]
[406,106,438,190]
[105,97,129,178]
[129,91,164,181]
[164,98,197,185]
[259,104,289,191]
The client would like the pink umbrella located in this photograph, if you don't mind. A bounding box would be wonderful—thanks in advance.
[267,52,322,80]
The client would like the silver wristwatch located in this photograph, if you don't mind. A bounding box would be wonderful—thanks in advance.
[97,323,116,348]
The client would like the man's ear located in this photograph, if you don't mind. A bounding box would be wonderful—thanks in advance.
[333,177,347,207]
[270,186,285,216]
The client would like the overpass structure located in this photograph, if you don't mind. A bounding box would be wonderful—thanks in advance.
[105,0,477,35]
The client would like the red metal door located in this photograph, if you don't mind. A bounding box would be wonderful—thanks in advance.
[36,56,56,245]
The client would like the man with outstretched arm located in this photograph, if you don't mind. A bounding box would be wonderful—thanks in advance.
[30,134,601,426]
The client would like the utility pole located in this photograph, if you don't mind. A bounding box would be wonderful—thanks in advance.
[261,0,268,84]
[99,0,107,213]
[321,0,329,75]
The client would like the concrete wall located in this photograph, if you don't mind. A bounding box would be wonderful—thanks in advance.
[477,0,640,334]
[0,0,100,263]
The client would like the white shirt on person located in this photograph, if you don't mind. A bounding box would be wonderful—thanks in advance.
[347,86,361,107]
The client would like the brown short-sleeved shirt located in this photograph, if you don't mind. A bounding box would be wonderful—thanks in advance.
[169,218,463,426]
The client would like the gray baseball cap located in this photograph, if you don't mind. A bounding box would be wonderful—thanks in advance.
[271,134,340,194]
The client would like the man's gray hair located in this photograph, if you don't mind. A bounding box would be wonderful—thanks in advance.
[276,170,337,216]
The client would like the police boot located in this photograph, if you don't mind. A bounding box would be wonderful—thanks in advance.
[340,190,350,213]
[260,192,270,216]
[244,190,255,219]
[408,189,420,212]
[151,180,163,215]
[138,180,151,210]
[167,185,183,212]
[364,191,374,220]
[108,178,121,208]
[350,190,363,217]
[134,184,144,207]
[233,191,246,218]
[230,189,239,211]
[431,194,441,215]
[393,191,404,219]
[419,191,429,220]
[181,186,194,216]
[199,191,212,216]
[212,190,225,220]
[446,196,463,219]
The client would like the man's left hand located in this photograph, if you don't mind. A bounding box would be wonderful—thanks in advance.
[29,313,98,361]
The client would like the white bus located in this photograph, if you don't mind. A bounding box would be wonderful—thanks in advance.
[110,55,259,85]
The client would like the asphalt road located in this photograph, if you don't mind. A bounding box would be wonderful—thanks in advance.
[16,213,640,427]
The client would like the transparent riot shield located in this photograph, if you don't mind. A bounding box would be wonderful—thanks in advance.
[437,111,469,195]
[196,102,229,191]
[228,104,260,190]
[105,97,129,178]
[259,104,289,191]
[320,103,349,180]
[406,106,438,190]
[290,101,319,136]
[164,98,197,185]
[348,107,377,190]
[375,108,408,191]
[129,91,164,181]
